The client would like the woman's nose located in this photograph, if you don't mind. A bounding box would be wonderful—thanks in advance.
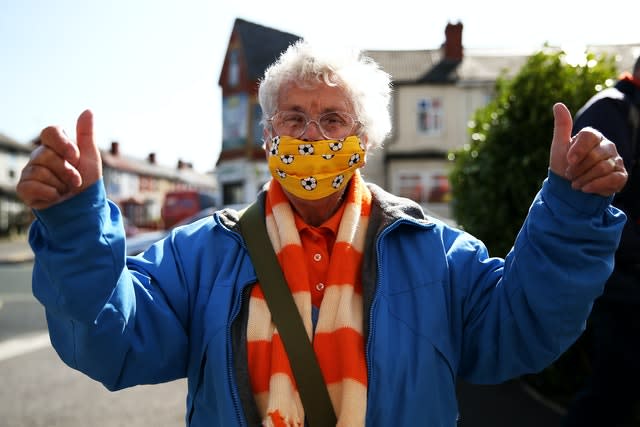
[300,120,324,141]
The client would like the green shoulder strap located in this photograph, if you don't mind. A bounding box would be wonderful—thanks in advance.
[238,200,337,427]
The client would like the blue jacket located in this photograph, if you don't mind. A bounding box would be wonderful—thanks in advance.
[30,172,624,426]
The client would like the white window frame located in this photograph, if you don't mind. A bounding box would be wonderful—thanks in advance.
[417,97,443,136]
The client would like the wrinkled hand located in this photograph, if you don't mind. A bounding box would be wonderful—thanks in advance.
[549,103,627,196]
[16,110,102,210]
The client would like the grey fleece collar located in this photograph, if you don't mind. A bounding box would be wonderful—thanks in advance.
[215,180,441,233]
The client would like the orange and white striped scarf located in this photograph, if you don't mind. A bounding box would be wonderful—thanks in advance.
[247,170,371,427]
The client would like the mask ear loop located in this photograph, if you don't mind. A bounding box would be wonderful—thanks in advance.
[262,122,277,151]
[352,124,368,166]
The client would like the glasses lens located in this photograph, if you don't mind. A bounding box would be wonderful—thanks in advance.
[273,111,307,138]
[272,111,356,139]
[319,112,355,139]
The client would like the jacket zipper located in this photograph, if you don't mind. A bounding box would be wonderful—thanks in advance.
[226,280,252,427]
[365,218,435,422]
[225,223,254,427]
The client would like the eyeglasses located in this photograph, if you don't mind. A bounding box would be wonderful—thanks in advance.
[268,110,360,140]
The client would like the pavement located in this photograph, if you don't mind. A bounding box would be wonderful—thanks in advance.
[0,234,564,426]
[0,235,34,265]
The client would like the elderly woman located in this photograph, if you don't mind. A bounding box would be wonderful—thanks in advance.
[18,40,627,426]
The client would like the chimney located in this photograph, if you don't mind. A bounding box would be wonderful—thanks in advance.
[148,152,156,164]
[177,159,194,169]
[110,141,119,156]
[443,22,463,61]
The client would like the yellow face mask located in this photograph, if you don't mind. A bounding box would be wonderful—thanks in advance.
[267,135,366,200]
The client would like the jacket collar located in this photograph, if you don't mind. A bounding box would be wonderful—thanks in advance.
[215,180,442,230]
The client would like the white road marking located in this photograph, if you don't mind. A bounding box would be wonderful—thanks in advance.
[0,331,51,362]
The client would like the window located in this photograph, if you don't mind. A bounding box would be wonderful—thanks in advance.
[398,173,425,203]
[252,103,264,146]
[223,181,244,205]
[396,171,451,204]
[139,176,154,192]
[417,98,443,135]
[228,50,240,87]
[222,94,249,150]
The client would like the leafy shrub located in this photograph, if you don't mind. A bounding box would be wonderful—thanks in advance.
[449,49,617,256]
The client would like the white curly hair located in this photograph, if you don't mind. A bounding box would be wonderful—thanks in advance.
[258,40,392,150]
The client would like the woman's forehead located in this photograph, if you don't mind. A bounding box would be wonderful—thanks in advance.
[277,81,352,113]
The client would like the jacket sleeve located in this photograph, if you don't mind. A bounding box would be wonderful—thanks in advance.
[456,171,626,383]
[30,179,190,390]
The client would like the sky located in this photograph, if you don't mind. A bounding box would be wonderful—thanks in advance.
[1,0,638,173]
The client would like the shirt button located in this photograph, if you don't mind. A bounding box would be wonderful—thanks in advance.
[315,282,325,292]
[313,253,322,262]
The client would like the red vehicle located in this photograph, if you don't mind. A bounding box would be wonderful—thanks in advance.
[427,174,451,203]
[161,190,217,229]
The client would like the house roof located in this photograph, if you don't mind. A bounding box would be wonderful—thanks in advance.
[367,43,640,87]
[367,48,530,85]
[0,133,32,154]
[101,151,215,189]
[233,18,301,81]
[365,49,442,83]
[224,20,530,86]
[419,59,462,83]
[456,50,531,82]
[102,151,178,179]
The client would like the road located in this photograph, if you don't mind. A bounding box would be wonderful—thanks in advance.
[0,259,563,426]
[0,261,186,427]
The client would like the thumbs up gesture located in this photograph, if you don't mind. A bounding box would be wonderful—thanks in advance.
[17,110,103,210]
[549,103,627,197]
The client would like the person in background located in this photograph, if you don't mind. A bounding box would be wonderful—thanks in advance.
[17,40,627,426]
[563,55,640,427]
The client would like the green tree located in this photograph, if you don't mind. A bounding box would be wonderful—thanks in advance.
[449,49,617,257]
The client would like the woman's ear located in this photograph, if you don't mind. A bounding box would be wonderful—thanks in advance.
[360,134,368,167]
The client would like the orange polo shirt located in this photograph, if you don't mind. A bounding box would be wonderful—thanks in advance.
[293,200,346,308]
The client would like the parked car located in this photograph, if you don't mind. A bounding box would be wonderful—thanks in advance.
[160,190,218,229]
[427,174,451,203]
[122,216,140,237]
[125,229,167,256]
[126,206,219,256]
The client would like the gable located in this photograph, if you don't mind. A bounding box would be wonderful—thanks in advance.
[219,18,301,87]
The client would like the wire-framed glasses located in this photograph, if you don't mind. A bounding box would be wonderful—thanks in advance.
[268,110,360,140]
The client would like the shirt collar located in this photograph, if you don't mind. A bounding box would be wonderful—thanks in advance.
[293,199,346,235]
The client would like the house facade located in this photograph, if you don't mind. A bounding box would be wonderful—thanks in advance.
[0,135,217,233]
[0,134,32,235]
[215,18,300,207]
[366,23,531,217]
[101,141,217,229]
